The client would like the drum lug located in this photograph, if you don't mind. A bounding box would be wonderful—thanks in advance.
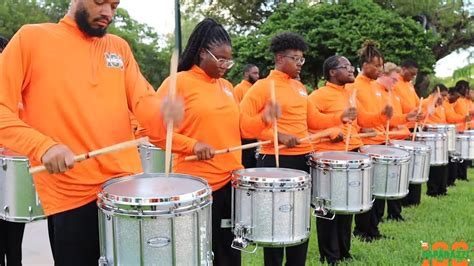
[206,251,214,265]
[231,223,257,253]
[98,256,108,266]
[28,206,33,222]
[311,200,334,220]
[1,158,6,171]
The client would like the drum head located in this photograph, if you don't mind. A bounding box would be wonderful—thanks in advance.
[415,131,446,140]
[359,145,410,160]
[390,140,431,151]
[232,167,310,189]
[100,173,211,206]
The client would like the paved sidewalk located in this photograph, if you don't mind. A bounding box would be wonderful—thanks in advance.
[22,219,53,266]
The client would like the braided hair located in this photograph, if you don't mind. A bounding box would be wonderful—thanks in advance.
[323,55,342,81]
[178,18,231,72]
[358,40,384,66]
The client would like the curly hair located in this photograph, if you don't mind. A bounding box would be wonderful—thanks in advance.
[178,18,231,72]
[269,32,308,54]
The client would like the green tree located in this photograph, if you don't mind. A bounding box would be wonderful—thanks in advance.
[228,0,438,94]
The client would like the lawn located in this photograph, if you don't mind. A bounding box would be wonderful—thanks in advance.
[242,171,474,265]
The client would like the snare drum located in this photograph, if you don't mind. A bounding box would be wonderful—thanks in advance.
[308,151,373,214]
[97,173,213,266]
[0,149,44,222]
[231,168,311,248]
[138,144,166,173]
[455,133,474,160]
[424,124,456,152]
[359,145,410,199]
[415,132,448,165]
[390,140,431,184]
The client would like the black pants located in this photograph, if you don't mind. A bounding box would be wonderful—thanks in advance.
[211,182,241,266]
[402,183,422,206]
[47,200,100,266]
[354,205,380,240]
[316,214,353,264]
[457,160,470,181]
[0,220,25,266]
[241,139,257,169]
[427,165,448,196]
[257,154,309,266]
[374,198,403,221]
[447,158,458,186]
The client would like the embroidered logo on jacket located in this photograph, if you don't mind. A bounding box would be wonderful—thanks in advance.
[104,53,124,69]
[222,86,234,97]
[298,88,307,97]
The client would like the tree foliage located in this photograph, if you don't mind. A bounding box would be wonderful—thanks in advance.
[228,0,438,91]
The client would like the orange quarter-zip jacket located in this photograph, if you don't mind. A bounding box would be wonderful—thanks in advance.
[234,79,253,103]
[240,70,341,155]
[393,75,420,128]
[156,65,243,191]
[0,16,166,215]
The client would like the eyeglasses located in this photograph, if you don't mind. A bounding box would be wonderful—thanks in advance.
[334,65,355,72]
[206,49,234,69]
[283,55,305,65]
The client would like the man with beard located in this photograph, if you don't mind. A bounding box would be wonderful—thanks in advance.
[0,1,183,265]
[234,64,260,168]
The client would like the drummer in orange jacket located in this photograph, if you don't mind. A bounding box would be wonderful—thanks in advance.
[234,64,260,169]
[240,32,346,266]
[0,1,184,264]
[453,80,472,181]
[422,84,469,192]
[308,55,370,264]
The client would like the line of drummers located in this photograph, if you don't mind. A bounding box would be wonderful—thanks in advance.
[2,29,474,266]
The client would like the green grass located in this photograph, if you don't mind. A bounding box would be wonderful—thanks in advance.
[242,170,474,265]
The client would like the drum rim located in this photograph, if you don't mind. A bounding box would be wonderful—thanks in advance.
[414,132,447,139]
[138,143,164,151]
[389,140,431,151]
[98,173,212,207]
[0,155,29,162]
[359,145,411,160]
[456,134,474,139]
[232,167,310,189]
[309,151,372,165]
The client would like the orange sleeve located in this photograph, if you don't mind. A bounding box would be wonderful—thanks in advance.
[239,80,272,139]
[123,45,166,145]
[355,89,387,128]
[234,84,244,103]
[444,101,465,124]
[306,99,344,130]
[390,98,408,126]
[155,77,198,155]
[0,28,58,162]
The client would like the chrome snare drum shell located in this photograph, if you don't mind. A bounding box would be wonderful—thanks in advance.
[0,151,45,222]
[424,124,456,152]
[138,144,166,173]
[389,140,431,184]
[231,168,311,248]
[97,173,213,266]
[455,133,474,160]
[359,145,411,199]
[308,151,373,214]
[415,131,448,166]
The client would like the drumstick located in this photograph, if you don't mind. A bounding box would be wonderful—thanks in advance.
[184,130,333,161]
[29,137,150,174]
[164,50,179,176]
[411,97,424,141]
[345,89,357,151]
[270,80,279,168]
[320,130,407,143]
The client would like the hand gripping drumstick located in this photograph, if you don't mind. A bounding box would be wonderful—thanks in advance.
[345,89,357,152]
[29,137,150,174]
[270,80,279,168]
[411,97,424,141]
[164,50,179,176]
[420,87,440,131]
[184,130,333,161]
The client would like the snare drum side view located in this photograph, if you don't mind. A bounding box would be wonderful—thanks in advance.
[359,145,411,199]
[97,173,213,266]
[423,124,456,152]
[389,140,431,184]
[455,133,474,160]
[138,144,167,173]
[308,152,373,215]
[0,153,45,222]
[231,168,311,251]
[415,132,448,166]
